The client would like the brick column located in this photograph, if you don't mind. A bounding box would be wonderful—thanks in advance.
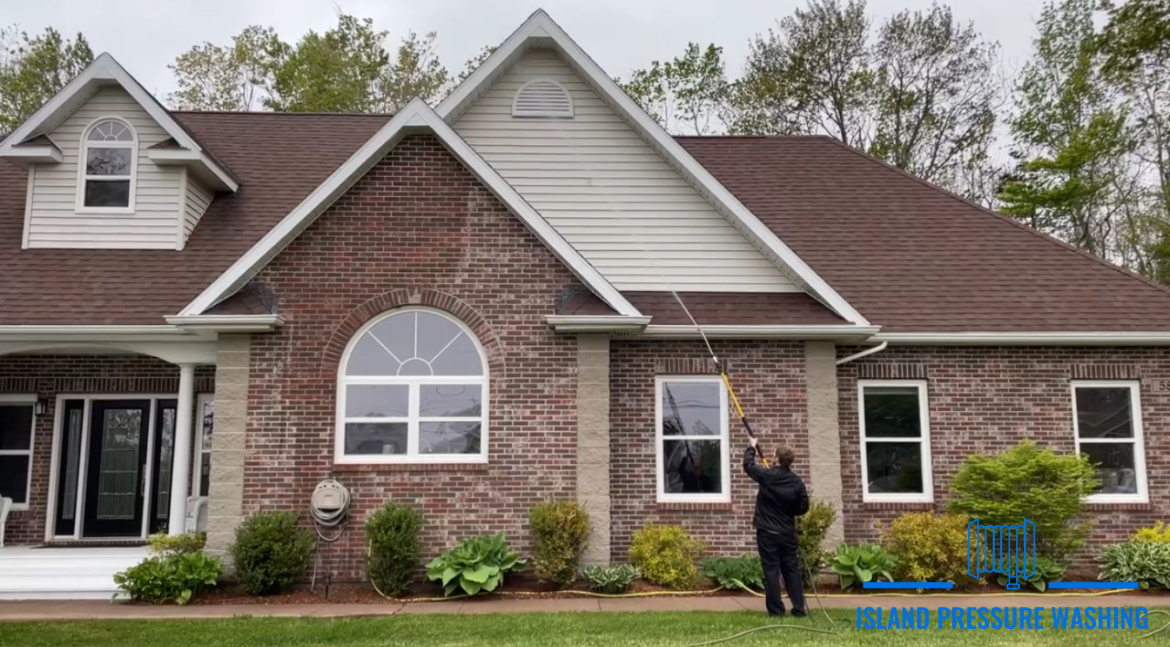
[805,341,844,548]
[576,334,611,566]
[204,334,250,568]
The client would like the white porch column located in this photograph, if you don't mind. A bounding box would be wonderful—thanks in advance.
[168,363,196,535]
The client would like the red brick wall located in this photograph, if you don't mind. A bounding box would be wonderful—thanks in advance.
[609,340,808,562]
[837,346,1170,572]
[0,356,213,545]
[240,135,585,582]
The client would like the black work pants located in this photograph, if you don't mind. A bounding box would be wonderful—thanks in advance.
[756,528,805,616]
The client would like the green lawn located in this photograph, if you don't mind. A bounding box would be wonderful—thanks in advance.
[0,610,1166,647]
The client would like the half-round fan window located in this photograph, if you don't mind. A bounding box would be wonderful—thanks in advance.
[511,79,574,118]
[337,308,488,463]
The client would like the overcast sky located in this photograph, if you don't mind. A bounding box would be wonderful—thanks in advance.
[4,0,1047,99]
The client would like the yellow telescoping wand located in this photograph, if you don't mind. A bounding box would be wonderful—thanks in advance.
[667,292,769,469]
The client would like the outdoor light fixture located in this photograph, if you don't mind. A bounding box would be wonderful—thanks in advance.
[34,399,48,416]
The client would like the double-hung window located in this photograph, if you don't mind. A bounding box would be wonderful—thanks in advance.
[858,380,933,503]
[0,395,36,509]
[78,118,136,211]
[1071,381,1148,503]
[655,376,730,503]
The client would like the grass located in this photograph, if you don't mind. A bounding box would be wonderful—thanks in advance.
[0,609,1166,647]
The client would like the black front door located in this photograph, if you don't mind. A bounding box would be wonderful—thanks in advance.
[148,400,177,534]
[83,400,151,537]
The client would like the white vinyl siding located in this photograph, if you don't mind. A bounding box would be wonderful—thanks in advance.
[455,49,796,292]
[183,175,213,243]
[25,86,183,249]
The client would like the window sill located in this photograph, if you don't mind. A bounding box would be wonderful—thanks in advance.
[332,462,488,473]
[656,501,733,512]
[861,501,935,511]
[75,207,134,215]
[1085,501,1151,512]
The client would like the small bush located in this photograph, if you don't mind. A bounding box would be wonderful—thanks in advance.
[1100,540,1170,589]
[426,533,525,597]
[629,524,705,590]
[366,502,423,597]
[113,552,222,604]
[529,500,591,588]
[230,511,315,596]
[1135,522,1170,544]
[827,543,897,591]
[997,556,1066,592]
[147,532,205,556]
[701,555,764,592]
[884,512,972,587]
[584,564,640,593]
[948,440,1097,560]
[795,500,836,585]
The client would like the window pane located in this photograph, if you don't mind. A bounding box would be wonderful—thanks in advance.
[366,313,416,364]
[1080,442,1138,495]
[429,334,483,376]
[416,312,463,359]
[86,147,132,176]
[420,384,482,417]
[345,422,408,455]
[1075,387,1134,439]
[84,180,131,207]
[199,399,214,497]
[662,439,722,495]
[88,120,133,141]
[863,387,922,438]
[346,385,409,418]
[661,382,721,436]
[0,405,33,450]
[420,422,481,454]
[0,455,30,503]
[865,441,924,494]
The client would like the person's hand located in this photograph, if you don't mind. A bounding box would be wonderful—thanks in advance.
[749,436,758,449]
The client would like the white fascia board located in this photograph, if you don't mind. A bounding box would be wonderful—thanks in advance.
[641,325,882,340]
[0,53,237,192]
[545,315,652,333]
[178,99,640,319]
[148,149,239,192]
[436,10,868,327]
[165,314,284,332]
[0,325,198,343]
[876,332,1170,346]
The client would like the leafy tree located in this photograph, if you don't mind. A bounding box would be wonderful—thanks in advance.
[999,0,1137,258]
[168,26,278,111]
[376,32,451,112]
[265,14,389,113]
[620,42,730,135]
[0,26,93,131]
[458,45,496,83]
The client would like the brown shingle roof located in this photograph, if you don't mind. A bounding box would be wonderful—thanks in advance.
[0,112,389,325]
[679,136,1170,332]
[625,292,844,326]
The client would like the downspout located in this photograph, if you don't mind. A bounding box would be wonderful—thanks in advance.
[836,341,888,366]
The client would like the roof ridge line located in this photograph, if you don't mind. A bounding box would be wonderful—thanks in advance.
[819,136,1170,300]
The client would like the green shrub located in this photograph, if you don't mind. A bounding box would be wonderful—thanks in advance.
[629,524,705,590]
[147,532,205,556]
[884,512,972,587]
[583,564,640,593]
[948,440,1097,560]
[827,543,897,591]
[230,511,315,596]
[1100,540,1170,589]
[365,502,423,597]
[113,552,222,604]
[1134,522,1170,544]
[795,500,836,585]
[701,555,764,592]
[997,555,1066,592]
[426,533,525,597]
[529,500,590,588]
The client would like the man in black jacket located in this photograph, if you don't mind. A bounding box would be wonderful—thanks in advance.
[744,437,809,617]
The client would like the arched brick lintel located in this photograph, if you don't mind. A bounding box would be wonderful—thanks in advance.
[321,288,504,379]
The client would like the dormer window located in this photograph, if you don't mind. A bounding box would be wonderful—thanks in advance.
[78,118,136,211]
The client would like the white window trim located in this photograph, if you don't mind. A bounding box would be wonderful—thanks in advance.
[335,307,490,465]
[654,376,731,504]
[0,394,37,510]
[75,116,138,214]
[1070,380,1149,505]
[858,379,934,504]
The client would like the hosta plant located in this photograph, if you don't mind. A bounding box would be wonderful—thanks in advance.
[700,555,764,592]
[828,543,897,591]
[426,533,526,597]
[583,564,640,593]
[996,556,1066,592]
[1100,540,1170,589]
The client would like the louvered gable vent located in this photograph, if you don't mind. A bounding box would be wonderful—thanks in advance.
[511,79,574,118]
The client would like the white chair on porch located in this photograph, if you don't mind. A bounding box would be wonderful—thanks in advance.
[0,497,11,547]
[185,496,209,534]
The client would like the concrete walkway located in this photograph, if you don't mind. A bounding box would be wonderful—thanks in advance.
[0,593,1159,622]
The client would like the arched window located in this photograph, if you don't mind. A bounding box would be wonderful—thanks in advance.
[337,308,488,463]
[78,118,137,211]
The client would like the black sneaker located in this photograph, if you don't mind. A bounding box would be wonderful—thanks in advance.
[791,610,808,618]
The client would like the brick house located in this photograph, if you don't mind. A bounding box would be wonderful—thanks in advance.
[1,10,1167,596]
